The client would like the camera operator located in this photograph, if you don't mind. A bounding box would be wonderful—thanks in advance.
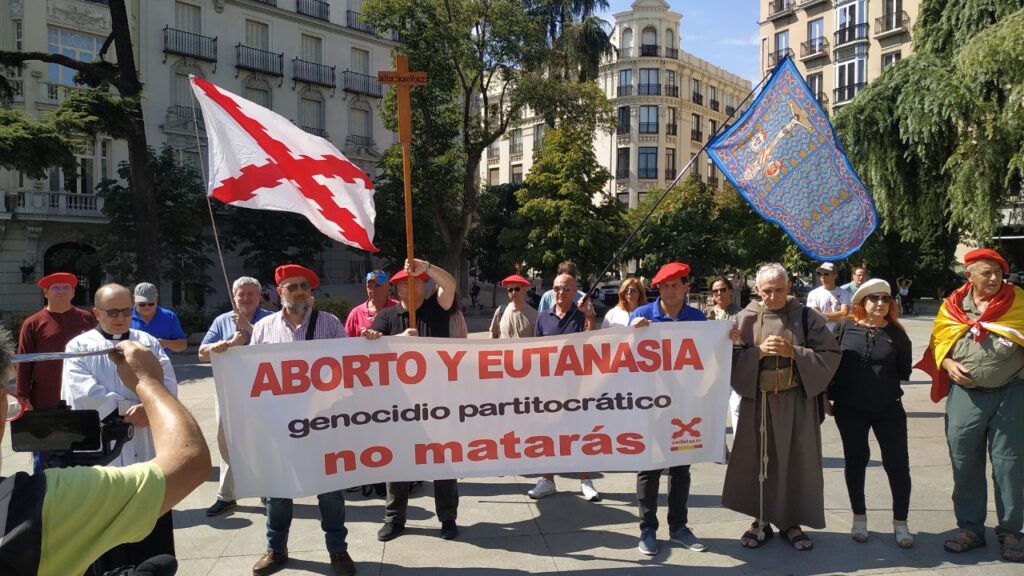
[0,340,211,576]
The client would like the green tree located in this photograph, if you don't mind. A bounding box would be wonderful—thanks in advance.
[512,127,624,281]
[218,208,335,282]
[0,108,75,178]
[468,182,525,306]
[0,0,161,279]
[834,1,1024,273]
[93,146,211,289]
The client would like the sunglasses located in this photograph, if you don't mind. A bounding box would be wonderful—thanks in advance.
[507,286,521,293]
[552,286,574,293]
[281,281,311,293]
[100,307,133,318]
[136,302,156,308]
[865,294,892,304]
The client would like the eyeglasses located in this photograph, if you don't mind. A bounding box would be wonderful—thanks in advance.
[99,307,133,318]
[281,281,311,293]
[552,286,574,293]
[507,286,521,293]
[866,294,892,304]
[136,302,156,308]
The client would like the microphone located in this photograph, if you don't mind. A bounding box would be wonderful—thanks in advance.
[132,555,178,576]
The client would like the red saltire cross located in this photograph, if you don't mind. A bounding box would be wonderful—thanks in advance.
[193,77,378,252]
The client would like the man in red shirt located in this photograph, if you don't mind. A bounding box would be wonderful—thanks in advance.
[15,272,97,472]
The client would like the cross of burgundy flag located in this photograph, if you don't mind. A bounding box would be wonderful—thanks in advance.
[190,76,378,252]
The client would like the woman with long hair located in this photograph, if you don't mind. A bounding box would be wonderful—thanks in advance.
[601,277,648,328]
[827,279,914,548]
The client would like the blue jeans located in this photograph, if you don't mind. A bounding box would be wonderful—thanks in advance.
[32,451,52,474]
[265,490,347,553]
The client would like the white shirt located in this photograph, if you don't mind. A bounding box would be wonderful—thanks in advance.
[806,285,852,333]
[601,306,632,329]
[62,329,178,466]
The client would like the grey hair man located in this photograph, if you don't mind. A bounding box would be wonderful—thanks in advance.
[199,276,274,516]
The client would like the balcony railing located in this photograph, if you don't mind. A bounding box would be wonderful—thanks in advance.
[616,167,629,179]
[253,0,277,5]
[343,71,382,97]
[168,104,203,122]
[638,168,657,180]
[617,85,632,97]
[297,0,330,21]
[666,123,677,136]
[302,126,328,138]
[834,23,869,47]
[6,78,23,102]
[346,134,375,148]
[619,47,633,59]
[708,176,719,187]
[692,92,703,105]
[665,48,679,59]
[40,82,72,104]
[665,168,677,180]
[800,37,829,59]
[725,105,736,116]
[487,156,499,166]
[833,82,866,104]
[163,26,217,62]
[709,99,720,112]
[766,0,795,21]
[616,123,630,135]
[767,48,794,69]
[640,44,660,57]
[15,190,105,217]
[346,10,375,34]
[691,129,703,141]
[798,0,827,7]
[639,122,658,134]
[875,11,910,37]
[236,45,283,76]
[293,58,336,88]
[638,83,661,96]
[509,141,523,154]
[664,85,679,97]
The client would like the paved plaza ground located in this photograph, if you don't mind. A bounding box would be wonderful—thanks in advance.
[4,314,1021,575]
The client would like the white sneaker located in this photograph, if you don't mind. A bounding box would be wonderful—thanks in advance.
[580,479,600,501]
[528,477,556,499]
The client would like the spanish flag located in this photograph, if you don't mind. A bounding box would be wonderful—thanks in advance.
[916,282,1024,402]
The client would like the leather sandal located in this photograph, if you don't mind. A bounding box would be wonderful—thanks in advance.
[943,529,985,553]
[740,521,774,549]
[784,526,814,551]
[999,533,1024,563]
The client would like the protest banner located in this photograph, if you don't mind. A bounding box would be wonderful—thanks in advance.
[212,321,733,498]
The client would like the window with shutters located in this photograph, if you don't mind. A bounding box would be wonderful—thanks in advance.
[175,2,202,33]
[351,47,370,74]
[301,34,323,63]
[245,84,271,108]
[350,102,371,139]
[300,92,325,135]
[245,20,270,50]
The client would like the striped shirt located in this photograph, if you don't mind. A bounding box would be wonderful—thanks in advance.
[250,307,345,344]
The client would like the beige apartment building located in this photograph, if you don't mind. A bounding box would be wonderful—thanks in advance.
[759,0,918,114]
[0,0,398,313]
[483,0,752,209]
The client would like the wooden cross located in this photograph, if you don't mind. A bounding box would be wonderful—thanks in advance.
[379,55,428,327]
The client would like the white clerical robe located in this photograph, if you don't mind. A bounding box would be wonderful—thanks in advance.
[61,328,178,466]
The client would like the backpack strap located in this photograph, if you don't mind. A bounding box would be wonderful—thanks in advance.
[304,310,319,341]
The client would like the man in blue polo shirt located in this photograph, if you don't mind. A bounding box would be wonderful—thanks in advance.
[131,282,188,354]
[629,261,707,557]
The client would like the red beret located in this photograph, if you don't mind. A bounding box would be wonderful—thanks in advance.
[501,274,531,288]
[38,272,78,290]
[391,269,428,283]
[964,248,1008,273]
[274,264,319,289]
[651,262,691,287]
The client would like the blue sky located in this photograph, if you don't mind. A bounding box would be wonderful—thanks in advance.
[599,0,761,85]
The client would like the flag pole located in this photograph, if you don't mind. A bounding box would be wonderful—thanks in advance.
[582,65,776,303]
[189,84,237,314]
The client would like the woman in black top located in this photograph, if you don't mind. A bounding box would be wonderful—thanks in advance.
[827,279,914,549]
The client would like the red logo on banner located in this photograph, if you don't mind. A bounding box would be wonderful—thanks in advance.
[670,416,703,451]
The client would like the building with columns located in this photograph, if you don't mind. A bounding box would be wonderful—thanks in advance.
[759,0,919,114]
[482,0,752,210]
[0,0,398,314]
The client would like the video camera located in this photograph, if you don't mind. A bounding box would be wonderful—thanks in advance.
[9,401,133,468]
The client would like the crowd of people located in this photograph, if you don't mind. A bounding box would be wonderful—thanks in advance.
[5,247,1024,575]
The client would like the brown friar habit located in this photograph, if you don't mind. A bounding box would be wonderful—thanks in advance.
[722,297,840,529]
